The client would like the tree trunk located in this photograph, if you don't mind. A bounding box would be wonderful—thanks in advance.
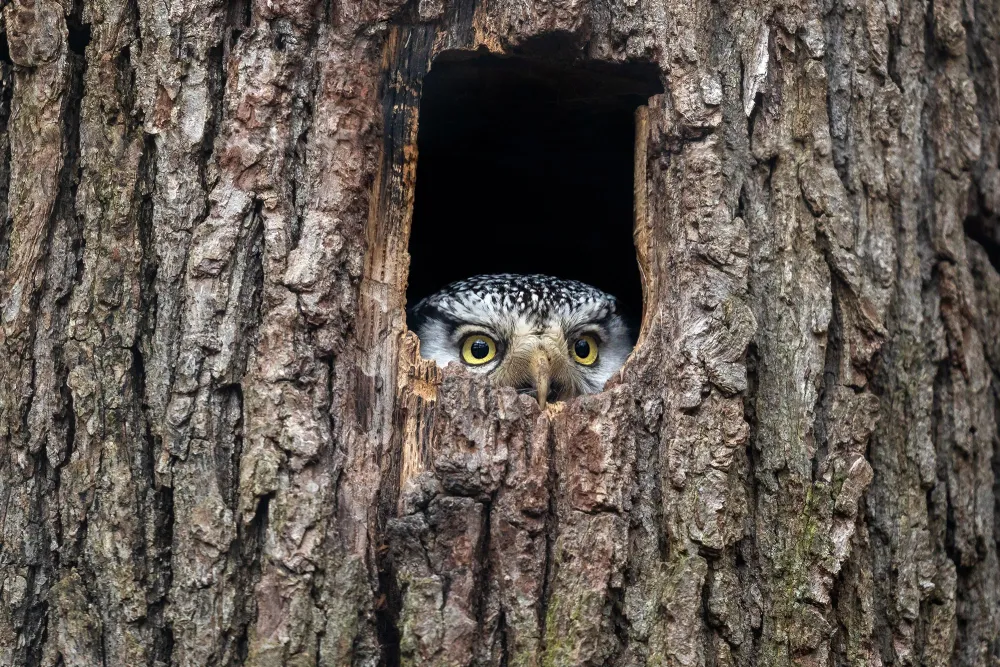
[2,0,1000,664]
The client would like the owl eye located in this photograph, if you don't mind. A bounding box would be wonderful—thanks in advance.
[461,334,498,365]
[571,335,599,366]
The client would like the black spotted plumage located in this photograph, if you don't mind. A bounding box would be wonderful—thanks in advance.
[408,274,635,406]
[409,274,620,331]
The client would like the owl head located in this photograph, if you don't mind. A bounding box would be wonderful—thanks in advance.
[408,274,634,406]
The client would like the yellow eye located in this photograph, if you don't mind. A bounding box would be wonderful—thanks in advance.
[571,335,599,366]
[461,334,498,365]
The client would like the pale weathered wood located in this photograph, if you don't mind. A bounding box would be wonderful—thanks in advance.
[1,0,999,664]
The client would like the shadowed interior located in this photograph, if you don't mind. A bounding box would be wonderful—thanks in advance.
[406,51,663,324]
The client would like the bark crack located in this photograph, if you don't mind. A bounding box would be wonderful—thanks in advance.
[537,415,558,653]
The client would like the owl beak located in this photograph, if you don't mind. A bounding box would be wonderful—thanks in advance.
[529,348,552,409]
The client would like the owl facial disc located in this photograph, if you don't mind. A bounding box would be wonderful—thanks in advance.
[409,274,634,406]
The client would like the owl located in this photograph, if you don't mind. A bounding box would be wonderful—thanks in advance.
[408,274,634,407]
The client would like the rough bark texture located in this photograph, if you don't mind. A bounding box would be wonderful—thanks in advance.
[1,0,999,664]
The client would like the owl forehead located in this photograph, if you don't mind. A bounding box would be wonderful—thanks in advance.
[417,274,616,329]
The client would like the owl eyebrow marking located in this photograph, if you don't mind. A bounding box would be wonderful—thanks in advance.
[452,323,501,340]
[566,323,605,338]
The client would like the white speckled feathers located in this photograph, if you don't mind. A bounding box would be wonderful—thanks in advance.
[409,274,634,399]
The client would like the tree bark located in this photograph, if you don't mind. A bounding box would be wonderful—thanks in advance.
[1,0,999,664]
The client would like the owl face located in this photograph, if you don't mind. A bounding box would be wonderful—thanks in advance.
[409,274,634,406]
